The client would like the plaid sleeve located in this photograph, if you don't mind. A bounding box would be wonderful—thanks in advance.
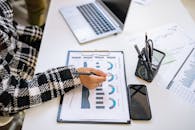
[0,59,82,116]
[15,23,43,44]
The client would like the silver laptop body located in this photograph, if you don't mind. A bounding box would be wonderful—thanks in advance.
[60,0,131,44]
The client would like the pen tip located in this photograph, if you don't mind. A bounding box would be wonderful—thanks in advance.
[145,32,148,41]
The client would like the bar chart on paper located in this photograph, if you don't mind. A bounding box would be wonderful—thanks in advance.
[167,48,195,104]
[80,61,119,110]
[58,51,130,123]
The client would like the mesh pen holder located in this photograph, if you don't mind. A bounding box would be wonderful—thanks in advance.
[135,48,165,82]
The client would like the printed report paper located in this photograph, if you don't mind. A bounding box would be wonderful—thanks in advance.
[57,51,130,123]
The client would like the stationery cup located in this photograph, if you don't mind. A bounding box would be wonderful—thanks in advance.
[135,48,165,82]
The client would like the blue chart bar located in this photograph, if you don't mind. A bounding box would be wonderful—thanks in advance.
[96,88,103,91]
[96,106,105,109]
[83,62,87,67]
[96,92,104,95]
[95,86,105,109]
[81,87,90,109]
[81,61,90,109]
[96,101,104,104]
[96,97,103,100]
[96,62,100,68]
[181,51,195,88]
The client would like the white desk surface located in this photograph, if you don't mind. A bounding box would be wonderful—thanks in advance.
[22,0,195,130]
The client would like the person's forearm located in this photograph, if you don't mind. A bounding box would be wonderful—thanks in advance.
[15,22,43,43]
[0,64,82,116]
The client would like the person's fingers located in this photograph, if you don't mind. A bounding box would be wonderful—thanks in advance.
[88,68,107,77]
[77,67,107,89]
[90,75,107,83]
[77,67,107,77]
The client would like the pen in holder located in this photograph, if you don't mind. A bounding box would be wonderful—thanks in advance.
[134,33,166,82]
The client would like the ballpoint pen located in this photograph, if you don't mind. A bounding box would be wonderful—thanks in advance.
[145,32,148,43]
[147,39,153,57]
[147,39,153,63]
[144,47,152,71]
[134,44,143,59]
[145,32,153,63]
[72,72,97,76]
[134,44,152,72]
[144,47,150,62]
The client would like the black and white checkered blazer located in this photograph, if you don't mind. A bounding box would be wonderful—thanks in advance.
[0,0,81,116]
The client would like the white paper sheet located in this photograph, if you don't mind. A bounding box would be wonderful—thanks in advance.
[129,24,195,64]
[58,51,130,123]
[129,24,195,104]
[167,48,195,104]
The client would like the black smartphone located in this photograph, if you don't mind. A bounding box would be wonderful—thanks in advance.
[128,84,152,120]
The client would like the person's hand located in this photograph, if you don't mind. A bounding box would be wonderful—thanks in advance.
[77,67,107,89]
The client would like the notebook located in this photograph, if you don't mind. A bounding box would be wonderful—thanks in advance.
[59,0,132,44]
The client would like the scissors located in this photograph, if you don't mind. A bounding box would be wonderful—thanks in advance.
[145,33,153,63]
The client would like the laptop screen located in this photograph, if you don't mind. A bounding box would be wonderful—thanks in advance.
[101,0,131,23]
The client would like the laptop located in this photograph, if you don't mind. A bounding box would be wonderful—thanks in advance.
[59,0,132,44]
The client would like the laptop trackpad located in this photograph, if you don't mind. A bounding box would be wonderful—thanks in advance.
[60,6,96,42]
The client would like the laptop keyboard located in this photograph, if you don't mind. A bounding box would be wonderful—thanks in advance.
[77,3,116,35]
